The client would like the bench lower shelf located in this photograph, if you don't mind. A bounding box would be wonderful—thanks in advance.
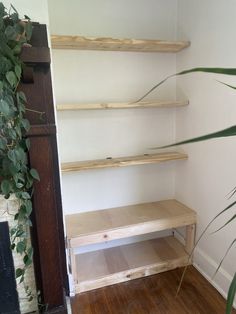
[74,236,190,293]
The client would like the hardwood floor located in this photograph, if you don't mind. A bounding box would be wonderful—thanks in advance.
[71,266,235,314]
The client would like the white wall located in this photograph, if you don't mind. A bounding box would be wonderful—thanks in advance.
[48,0,180,253]
[176,0,236,303]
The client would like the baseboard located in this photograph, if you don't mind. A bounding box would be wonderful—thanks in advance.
[174,230,236,309]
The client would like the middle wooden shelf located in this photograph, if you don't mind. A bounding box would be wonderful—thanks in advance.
[61,151,188,173]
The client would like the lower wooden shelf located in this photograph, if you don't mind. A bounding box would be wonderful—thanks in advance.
[74,236,189,293]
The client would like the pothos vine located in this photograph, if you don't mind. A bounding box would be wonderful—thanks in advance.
[0,3,39,301]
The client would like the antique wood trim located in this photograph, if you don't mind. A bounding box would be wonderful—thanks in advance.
[20,23,68,312]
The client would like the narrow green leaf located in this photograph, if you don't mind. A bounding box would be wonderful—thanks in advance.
[226,273,236,314]
[10,4,18,14]
[213,239,236,279]
[136,67,236,102]
[15,64,21,80]
[30,168,40,181]
[213,214,236,233]
[213,201,236,221]
[177,67,236,76]
[152,125,236,149]
[217,81,236,91]
[25,138,30,150]
[0,3,5,17]
[19,275,25,283]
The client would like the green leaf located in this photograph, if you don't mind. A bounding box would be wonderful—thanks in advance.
[0,3,5,17]
[15,64,21,80]
[217,81,236,91]
[0,138,7,150]
[1,180,11,195]
[21,192,31,200]
[226,273,236,314]
[5,25,18,41]
[21,118,30,132]
[30,168,40,181]
[177,67,236,76]
[25,138,30,150]
[0,98,10,115]
[19,276,25,284]
[213,239,236,279]
[23,254,32,267]
[10,4,18,14]
[6,71,17,87]
[16,241,26,254]
[136,67,236,102]
[152,125,236,149]
[22,200,32,216]
[213,214,236,233]
[15,267,24,278]
[27,246,33,258]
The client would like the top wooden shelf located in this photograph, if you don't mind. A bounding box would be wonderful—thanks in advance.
[57,100,189,111]
[51,35,190,52]
[65,199,196,247]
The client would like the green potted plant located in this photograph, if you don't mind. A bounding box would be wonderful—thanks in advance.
[0,1,39,305]
[137,67,236,314]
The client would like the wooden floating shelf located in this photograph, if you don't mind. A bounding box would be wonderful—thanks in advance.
[57,100,189,111]
[75,236,190,293]
[61,152,188,173]
[51,35,190,52]
[66,199,196,247]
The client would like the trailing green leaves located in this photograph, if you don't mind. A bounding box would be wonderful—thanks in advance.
[0,2,36,303]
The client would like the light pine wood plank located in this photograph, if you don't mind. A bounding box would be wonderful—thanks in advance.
[56,100,189,111]
[72,266,234,314]
[185,224,196,255]
[61,152,188,173]
[66,199,196,247]
[75,236,189,293]
[51,35,190,52]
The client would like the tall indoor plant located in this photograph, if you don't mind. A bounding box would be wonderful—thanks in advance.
[137,67,236,314]
[0,2,39,301]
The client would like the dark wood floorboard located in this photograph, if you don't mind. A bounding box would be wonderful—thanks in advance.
[71,266,236,314]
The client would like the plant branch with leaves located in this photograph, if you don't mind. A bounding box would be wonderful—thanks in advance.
[0,2,39,301]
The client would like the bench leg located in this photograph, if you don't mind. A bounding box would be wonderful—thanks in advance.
[185,224,196,257]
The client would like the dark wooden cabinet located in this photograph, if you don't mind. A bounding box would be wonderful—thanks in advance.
[20,24,68,313]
